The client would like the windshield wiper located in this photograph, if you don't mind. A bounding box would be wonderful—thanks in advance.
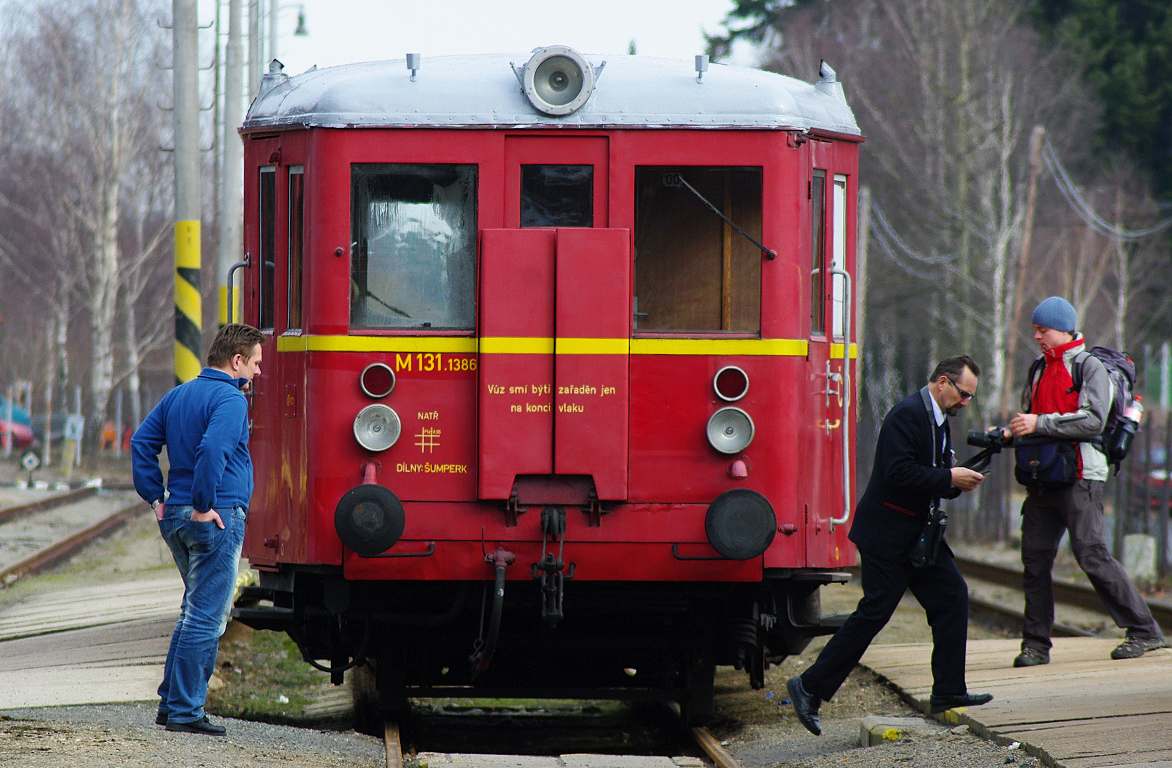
[663,173,777,260]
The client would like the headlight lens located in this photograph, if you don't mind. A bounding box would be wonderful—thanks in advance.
[706,407,755,454]
[353,404,401,452]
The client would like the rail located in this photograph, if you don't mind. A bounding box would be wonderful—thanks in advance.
[0,501,140,585]
[955,554,1172,632]
[0,486,97,525]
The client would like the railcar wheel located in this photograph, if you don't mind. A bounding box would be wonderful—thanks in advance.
[679,654,716,726]
[350,658,409,737]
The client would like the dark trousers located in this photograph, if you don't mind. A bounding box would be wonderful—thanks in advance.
[1021,480,1162,651]
[801,545,969,702]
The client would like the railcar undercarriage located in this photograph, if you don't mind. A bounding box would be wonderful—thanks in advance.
[235,566,848,726]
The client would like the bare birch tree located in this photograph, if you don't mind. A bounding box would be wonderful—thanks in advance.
[1,0,172,453]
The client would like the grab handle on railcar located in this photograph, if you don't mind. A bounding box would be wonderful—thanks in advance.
[829,267,852,527]
[225,253,250,325]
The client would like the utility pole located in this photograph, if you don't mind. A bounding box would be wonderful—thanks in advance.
[999,125,1045,420]
[173,0,201,385]
[219,0,244,327]
[248,0,261,100]
[268,0,279,69]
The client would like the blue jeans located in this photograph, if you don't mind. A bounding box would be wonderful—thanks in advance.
[157,504,246,724]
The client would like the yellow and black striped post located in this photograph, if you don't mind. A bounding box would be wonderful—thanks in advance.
[174,221,202,384]
[173,0,201,385]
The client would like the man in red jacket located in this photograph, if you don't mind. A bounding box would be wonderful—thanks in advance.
[1009,296,1164,666]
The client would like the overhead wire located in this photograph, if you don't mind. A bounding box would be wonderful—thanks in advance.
[1042,137,1172,241]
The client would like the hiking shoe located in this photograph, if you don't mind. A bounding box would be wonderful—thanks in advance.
[1111,633,1167,660]
[1013,647,1050,667]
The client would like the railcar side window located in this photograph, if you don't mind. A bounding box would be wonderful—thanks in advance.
[350,164,477,330]
[521,165,592,227]
[832,174,847,338]
[287,167,304,331]
[634,167,762,332]
[258,167,276,331]
[810,170,826,335]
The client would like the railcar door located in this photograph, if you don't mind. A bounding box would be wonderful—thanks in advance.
[245,157,283,566]
[804,143,854,564]
[478,137,629,505]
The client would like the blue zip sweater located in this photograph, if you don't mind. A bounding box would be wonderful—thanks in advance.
[131,368,253,512]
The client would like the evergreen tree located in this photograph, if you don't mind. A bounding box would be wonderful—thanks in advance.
[1033,0,1172,196]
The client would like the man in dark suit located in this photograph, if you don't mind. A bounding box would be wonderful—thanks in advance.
[787,356,992,735]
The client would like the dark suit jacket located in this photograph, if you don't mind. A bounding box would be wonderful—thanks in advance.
[848,386,961,558]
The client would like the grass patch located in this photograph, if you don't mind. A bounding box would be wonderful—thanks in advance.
[208,623,339,723]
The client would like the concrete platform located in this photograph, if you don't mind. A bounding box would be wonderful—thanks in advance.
[861,637,1172,767]
[0,576,180,709]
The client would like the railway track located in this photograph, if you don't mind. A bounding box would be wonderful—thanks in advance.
[955,554,1172,635]
[0,489,140,586]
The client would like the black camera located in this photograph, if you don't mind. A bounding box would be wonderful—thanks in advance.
[966,428,1011,450]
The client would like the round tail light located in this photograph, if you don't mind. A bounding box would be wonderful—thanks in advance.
[360,363,396,398]
[713,365,749,402]
[706,407,755,454]
[353,404,401,452]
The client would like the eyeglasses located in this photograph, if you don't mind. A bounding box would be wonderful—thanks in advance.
[945,377,975,401]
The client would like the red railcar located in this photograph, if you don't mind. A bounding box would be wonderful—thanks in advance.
[235,48,862,723]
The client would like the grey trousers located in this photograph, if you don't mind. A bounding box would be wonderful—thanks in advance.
[1020,480,1163,651]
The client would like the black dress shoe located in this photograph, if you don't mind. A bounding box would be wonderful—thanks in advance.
[929,692,993,713]
[165,716,226,736]
[155,711,167,726]
[786,676,822,736]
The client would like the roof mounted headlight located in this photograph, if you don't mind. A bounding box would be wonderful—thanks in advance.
[520,45,597,116]
[354,404,401,452]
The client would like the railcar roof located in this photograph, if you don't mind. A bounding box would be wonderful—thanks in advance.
[243,53,860,136]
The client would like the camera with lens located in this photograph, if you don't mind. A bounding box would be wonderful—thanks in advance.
[966,428,1011,451]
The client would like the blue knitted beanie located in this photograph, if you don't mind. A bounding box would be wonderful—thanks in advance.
[1031,296,1077,332]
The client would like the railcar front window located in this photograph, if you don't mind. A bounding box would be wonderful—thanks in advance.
[350,164,477,330]
[521,165,593,227]
[258,167,276,331]
[634,167,762,332]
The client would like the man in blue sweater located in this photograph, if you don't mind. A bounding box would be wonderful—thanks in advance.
[132,323,264,736]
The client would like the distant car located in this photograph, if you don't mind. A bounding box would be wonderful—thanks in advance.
[0,394,34,451]
[0,418,34,450]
